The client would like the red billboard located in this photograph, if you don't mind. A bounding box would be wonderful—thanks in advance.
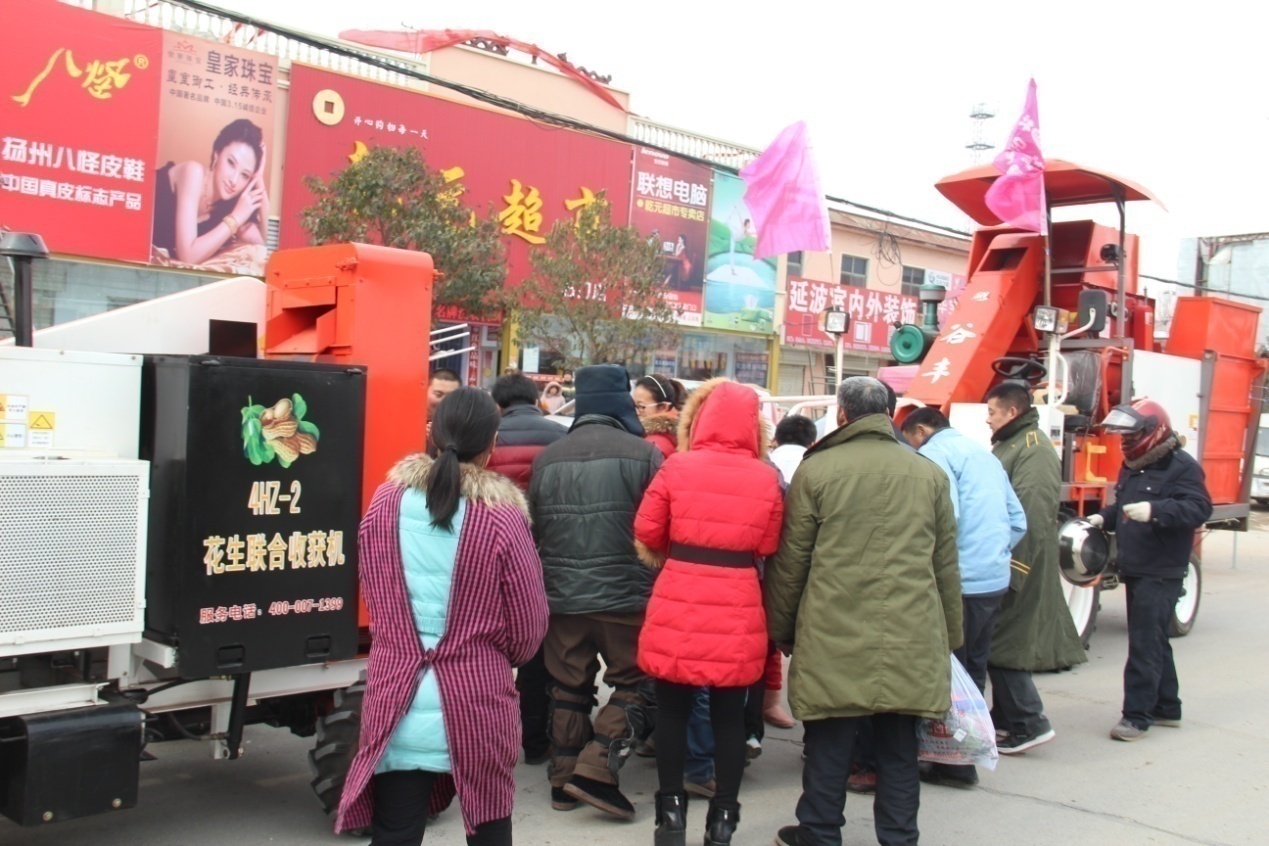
[280,65,635,290]
[0,5,279,274]
[627,147,712,326]
[0,2,162,263]
[783,278,920,354]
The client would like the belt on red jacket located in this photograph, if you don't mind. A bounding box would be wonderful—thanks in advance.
[669,542,755,568]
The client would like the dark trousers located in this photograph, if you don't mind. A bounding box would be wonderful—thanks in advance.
[956,591,1005,692]
[743,675,765,742]
[684,688,714,782]
[515,646,550,756]
[988,667,1051,737]
[796,714,920,846]
[655,681,746,809]
[543,613,648,788]
[370,771,511,846]
[1123,576,1184,729]
[938,591,1004,778]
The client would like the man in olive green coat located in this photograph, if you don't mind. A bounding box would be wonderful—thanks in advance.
[766,377,962,846]
[985,382,1087,756]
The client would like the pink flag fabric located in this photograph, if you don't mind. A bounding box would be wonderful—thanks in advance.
[739,121,831,260]
[985,79,1047,234]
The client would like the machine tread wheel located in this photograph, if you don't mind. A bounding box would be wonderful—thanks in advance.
[309,682,365,817]
[1168,558,1201,637]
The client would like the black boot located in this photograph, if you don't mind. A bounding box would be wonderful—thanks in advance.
[704,800,739,846]
[654,791,687,846]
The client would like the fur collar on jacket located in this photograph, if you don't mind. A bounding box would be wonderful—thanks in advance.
[675,377,769,459]
[642,412,679,439]
[1125,433,1181,471]
[388,454,531,522]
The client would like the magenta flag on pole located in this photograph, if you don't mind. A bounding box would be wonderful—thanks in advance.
[985,79,1048,234]
[739,121,831,260]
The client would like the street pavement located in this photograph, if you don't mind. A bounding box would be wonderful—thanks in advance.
[5,522,1268,846]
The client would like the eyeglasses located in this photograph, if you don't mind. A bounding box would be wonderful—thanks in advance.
[635,401,669,412]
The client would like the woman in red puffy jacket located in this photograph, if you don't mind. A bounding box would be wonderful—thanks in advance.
[634,379,784,846]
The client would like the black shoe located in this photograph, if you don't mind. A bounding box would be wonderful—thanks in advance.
[918,762,979,788]
[774,825,801,846]
[654,791,687,846]
[562,775,636,820]
[524,744,551,765]
[997,727,1055,754]
[550,786,578,811]
[704,800,739,846]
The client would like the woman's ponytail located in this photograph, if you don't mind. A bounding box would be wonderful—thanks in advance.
[425,387,500,530]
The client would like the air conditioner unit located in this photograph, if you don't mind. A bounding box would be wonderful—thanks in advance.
[0,458,149,657]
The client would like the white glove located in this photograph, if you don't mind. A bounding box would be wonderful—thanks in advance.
[1122,502,1152,522]
[1086,514,1104,528]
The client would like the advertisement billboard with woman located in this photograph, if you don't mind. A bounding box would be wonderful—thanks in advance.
[151,33,277,276]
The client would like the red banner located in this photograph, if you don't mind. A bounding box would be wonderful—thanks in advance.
[783,277,919,354]
[0,2,162,262]
[627,147,712,326]
[280,65,635,291]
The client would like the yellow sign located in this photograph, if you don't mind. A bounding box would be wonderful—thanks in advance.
[28,411,55,430]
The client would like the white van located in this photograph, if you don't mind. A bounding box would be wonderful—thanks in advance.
[1254,412,1269,506]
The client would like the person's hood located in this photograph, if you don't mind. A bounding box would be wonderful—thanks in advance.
[387,453,530,522]
[641,410,679,443]
[570,364,643,436]
[677,378,767,459]
[543,380,564,395]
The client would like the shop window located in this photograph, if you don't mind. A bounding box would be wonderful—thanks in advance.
[840,255,868,288]
[901,265,926,298]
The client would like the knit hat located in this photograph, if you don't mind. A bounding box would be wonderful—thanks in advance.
[570,364,644,436]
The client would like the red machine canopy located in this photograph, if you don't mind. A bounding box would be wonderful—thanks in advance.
[935,159,1165,226]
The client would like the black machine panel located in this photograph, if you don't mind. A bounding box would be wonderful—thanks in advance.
[141,356,366,677]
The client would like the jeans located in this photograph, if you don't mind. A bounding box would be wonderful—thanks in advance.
[654,681,746,808]
[796,714,920,846]
[1122,576,1184,729]
[988,666,1051,738]
[684,689,715,782]
[371,770,511,846]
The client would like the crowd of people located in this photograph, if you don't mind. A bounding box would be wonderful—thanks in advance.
[336,365,1213,846]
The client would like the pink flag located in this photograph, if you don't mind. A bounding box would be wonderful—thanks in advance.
[985,79,1048,234]
[739,121,831,260]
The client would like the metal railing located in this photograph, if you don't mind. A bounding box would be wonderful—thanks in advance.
[77,0,411,85]
[629,117,759,168]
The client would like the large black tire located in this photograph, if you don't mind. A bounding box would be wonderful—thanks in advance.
[309,682,365,817]
[1168,558,1202,637]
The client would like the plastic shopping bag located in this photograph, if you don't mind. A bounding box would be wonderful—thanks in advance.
[916,654,999,771]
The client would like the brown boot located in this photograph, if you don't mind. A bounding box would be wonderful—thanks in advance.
[762,689,795,729]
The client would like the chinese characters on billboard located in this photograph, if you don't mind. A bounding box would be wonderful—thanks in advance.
[703,171,777,334]
[280,64,634,296]
[627,147,712,326]
[782,278,919,354]
[0,4,278,275]
[0,2,161,263]
[151,33,278,275]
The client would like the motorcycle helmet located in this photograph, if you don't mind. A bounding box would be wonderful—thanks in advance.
[1100,399,1172,462]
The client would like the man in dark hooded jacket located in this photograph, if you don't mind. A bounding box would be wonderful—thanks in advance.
[529,364,663,819]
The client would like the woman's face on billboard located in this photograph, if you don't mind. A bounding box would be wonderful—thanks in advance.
[211,141,258,201]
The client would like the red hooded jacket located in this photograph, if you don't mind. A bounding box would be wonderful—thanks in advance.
[634,379,784,687]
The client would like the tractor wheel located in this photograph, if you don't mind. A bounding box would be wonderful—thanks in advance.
[309,682,365,817]
[1168,558,1202,637]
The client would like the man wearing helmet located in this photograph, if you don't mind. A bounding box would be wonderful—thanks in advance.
[1090,399,1212,742]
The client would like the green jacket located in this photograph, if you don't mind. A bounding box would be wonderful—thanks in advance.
[988,409,1087,671]
[765,413,963,721]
